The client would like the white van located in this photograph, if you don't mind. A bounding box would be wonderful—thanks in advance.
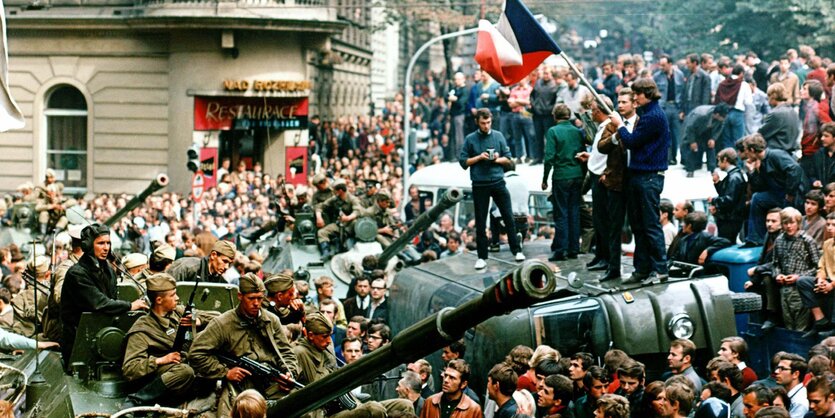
[402,162,553,232]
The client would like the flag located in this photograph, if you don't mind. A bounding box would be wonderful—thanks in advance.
[0,0,23,132]
[475,0,561,86]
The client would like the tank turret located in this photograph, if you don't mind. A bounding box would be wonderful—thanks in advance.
[376,188,461,267]
[268,259,561,418]
[103,174,169,227]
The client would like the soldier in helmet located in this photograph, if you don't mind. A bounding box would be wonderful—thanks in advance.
[189,273,298,418]
[263,272,305,326]
[35,169,69,235]
[311,173,334,209]
[121,253,149,280]
[121,273,217,409]
[364,191,400,248]
[167,240,235,284]
[315,179,364,259]
[290,185,311,216]
[12,255,50,337]
[135,244,176,287]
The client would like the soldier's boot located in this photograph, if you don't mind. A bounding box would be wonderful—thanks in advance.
[121,376,168,410]
[318,242,332,259]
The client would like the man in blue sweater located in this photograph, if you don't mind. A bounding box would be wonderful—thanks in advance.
[608,78,672,284]
[460,108,526,270]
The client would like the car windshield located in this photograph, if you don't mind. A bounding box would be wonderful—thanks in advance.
[531,297,611,358]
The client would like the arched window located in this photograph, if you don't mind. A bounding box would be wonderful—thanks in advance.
[45,85,88,191]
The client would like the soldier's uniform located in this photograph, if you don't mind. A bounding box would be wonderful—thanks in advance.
[12,255,50,337]
[121,253,148,284]
[35,171,69,234]
[167,240,236,284]
[136,244,178,287]
[316,181,364,247]
[364,192,399,248]
[310,174,334,210]
[359,181,380,208]
[43,224,83,342]
[263,273,304,326]
[122,273,218,407]
[189,274,298,418]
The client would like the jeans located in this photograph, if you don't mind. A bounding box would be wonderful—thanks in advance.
[511,113,535,159]
[551,178,582,256]
[627,171,667,274]
[532,114,553,161]
[716,218,743,243]
[747,190,789,245]
[473,181,521,259]
[684,140,717,173]
[604,186,626,273]
[590,174,609,264]
[664,102,681,162]
[720,109,746,150]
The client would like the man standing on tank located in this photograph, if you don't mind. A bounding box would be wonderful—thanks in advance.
[608,78,672,284]
[460,108,526,270]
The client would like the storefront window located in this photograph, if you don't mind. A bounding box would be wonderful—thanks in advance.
[45,85,87,191]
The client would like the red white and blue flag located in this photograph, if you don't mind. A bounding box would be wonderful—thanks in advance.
[475,0,561,86]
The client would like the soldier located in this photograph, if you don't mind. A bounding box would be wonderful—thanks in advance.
[311,173,334,209]
[315,179,364,259]
[121,253,148,280]
[290,185,311,216]
[360,180,380,208]
[135,243,176,287]
[189,273,298,418]
[34,169,69,235]
[43,224,83,342]
[121,273,217,408]
[167,239,235,284]
[0,288,13,331]
[364,191,400,248]
[264,272,305,326]
[61,223,149,362]
[12,255,50,337]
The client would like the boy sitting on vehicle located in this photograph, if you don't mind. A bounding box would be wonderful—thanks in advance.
[771,207,821,331]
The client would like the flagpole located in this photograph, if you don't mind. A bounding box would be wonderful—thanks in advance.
[558,51,614,115]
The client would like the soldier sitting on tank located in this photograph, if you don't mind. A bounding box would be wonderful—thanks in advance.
[293,312,413,417]
[364,191,400,248]
[360,180,380,208]
[61,223,149,363]
[121,252,148,281]
[315,179,365,259]
[135,243,176,287]
[311,173,334,209]
[263,272,305,326]
[121,273,217,409]
[11,255,50,338]
[667,211,732,269]
[189,273,298,418]
[34,169,69,235]
[167,239,235,284]
[0,288,12,332]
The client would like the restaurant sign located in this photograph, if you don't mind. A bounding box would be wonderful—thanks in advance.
[194,96,309,131]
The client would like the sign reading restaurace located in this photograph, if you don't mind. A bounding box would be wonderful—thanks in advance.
[194,96,309,131]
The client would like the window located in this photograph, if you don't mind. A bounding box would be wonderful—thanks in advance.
[45,85,88,191]
[531,297,611,357]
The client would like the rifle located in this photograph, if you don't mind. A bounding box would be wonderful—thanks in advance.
[217,354,357,416]
[172,279,199,352]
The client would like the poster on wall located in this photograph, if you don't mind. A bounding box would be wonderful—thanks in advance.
[285,147,308,186]
[200,148,218,188]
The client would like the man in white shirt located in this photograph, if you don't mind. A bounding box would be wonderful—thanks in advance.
[577,96,613,272]
[774,353,809,418]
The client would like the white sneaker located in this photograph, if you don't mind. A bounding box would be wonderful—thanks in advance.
[474,259,487,270]
[515,252,526,262]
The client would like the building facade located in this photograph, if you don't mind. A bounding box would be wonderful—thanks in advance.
[1,0,372,193]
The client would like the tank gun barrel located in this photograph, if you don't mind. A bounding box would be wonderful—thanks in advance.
[268,259,560,418]
[103,174,169,227]
[377,188,462,266]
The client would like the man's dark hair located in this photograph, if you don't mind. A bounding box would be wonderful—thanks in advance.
[505,345,534,376]
[552,103,571,121]
[660,199,674,221]
[716,362,744,391]
[684,211,708,233]
[671,339,697,362]
[732,64,745,76]
[778,352,808,378]
[717,148,738,165]
[355,276,370,286]
[341,336,362,351]
[806,190,825,214]
[447,359,471,383]
[572,352,594,372]
[631,78,662,100]
[742,384,772,405]
[700,53,713,65]
[743,133,767,153]
[475,108,492,121]
[658,54,672,64]
[149,253,173,272]
[448,340,466,358]
[687,53,700,65]
[805,79,825,102]
[349,315,368,333]
[603,349,630,377]
[806,373,835,396]
[713,103,730,117]
[535,358,563,377]
[582,365,610,389]
[617,359,646,381]
[367,323,391,343]
[447,231,461,244]
[755,406,790,418]
[702,381,733,403]
[545,374,573,406]
[489,363,518,396]
[0,287,10,304]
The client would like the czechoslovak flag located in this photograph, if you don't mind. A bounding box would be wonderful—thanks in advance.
[475,0,561,86]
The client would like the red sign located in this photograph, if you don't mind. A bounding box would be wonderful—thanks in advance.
[191,172,205,202]
[285,146,308,186]
[194,96,309,131]
[199,148,218,188]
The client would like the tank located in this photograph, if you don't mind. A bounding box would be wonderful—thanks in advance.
[247,188,462,296]
[269,258,559,418]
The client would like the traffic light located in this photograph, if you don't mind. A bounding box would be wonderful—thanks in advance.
[187,144,200,173]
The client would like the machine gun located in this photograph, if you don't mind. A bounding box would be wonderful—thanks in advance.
[171,279,199,352]
[217,354,357,416]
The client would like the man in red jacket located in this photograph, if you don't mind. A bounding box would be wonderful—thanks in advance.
[421,359,483,418]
